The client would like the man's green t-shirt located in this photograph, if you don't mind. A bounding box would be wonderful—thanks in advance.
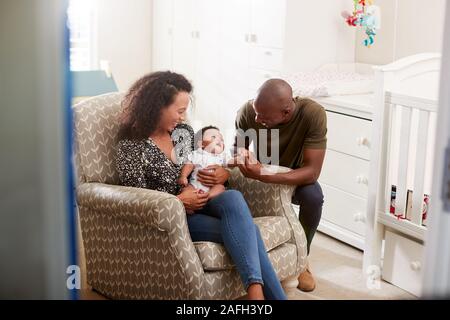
[235,96,327,169]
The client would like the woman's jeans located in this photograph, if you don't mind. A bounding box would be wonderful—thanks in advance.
[186,190,287,300]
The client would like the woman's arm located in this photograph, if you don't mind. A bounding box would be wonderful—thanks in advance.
[197,165,230,187]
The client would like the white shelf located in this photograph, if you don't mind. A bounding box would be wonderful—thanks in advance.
[377,212,427,242]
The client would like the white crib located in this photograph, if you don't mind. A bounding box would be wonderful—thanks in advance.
[363,53,441,296]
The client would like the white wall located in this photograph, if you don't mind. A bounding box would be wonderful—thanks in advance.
[355,0,397,65]
[97,0,152,91]
[284,0,355,72]
[395,0,446,60]
[356,0,446,65]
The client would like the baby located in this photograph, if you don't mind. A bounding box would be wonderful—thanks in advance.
[178,126,231,200]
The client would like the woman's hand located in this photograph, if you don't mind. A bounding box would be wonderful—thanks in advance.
[177,176,189,187]
[177,187,209,212]
[197,165,230,187]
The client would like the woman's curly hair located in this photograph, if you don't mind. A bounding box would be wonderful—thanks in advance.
[118,71,192,140]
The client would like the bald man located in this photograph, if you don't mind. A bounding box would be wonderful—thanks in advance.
[233,79,327,292]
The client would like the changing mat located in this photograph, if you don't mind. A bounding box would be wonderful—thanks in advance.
[282,70,374,97]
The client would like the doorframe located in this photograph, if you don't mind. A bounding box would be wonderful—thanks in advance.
[422,1,450,298]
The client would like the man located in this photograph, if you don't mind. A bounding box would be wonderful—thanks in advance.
[233,79,327,292]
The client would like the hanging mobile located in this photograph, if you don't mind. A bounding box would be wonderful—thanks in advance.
[341,0,381,47]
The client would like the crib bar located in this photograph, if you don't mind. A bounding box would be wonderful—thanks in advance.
[386,92,438,113]
[395,106,412,217]
[411,110,430,225]
[385,103,395,215]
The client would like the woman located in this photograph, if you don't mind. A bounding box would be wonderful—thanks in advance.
[116,71,287,300]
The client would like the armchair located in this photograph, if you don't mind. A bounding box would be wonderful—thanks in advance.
[73,92,307,299]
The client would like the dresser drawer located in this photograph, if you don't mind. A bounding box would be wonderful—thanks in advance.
[321,183,367,236]
[326,111,372,160]
[249,47,283,71]
[382,230,423,296]
[249,69,281,92]
[320,149,370,199]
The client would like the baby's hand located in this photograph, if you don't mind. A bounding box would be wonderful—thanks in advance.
[239,148,258,164]
[228,148,252,166]
[178,176,189,187]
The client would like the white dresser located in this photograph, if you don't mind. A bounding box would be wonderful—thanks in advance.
[314,94,374,250]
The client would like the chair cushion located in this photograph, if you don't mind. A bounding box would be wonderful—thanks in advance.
[194,216,292,271]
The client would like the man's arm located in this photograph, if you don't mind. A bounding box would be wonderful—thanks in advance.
[265,148,325,185]
[239,148,325,186]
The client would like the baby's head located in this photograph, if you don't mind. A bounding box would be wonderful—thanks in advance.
[195,126,225,154]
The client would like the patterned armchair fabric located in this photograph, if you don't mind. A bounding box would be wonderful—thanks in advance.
[73,92,307,300]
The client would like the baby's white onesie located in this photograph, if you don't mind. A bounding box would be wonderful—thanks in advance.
[188,149,227,192]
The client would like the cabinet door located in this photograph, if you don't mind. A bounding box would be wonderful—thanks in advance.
[219,0,252,132]
[248,69,280,95]
[193,0,223,129]
[320,149,370,199]
[382,231,423,296]
[321,183,367,237]
[250,0,286,48]
[326,111,372,160]
[172,0,197,82]
[152,0,173,71]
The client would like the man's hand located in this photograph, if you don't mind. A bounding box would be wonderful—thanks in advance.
[243,148,326,186]
[197,165,230,187]
[237,154,266,181]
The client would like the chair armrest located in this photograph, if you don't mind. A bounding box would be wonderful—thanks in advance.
[76,182,185,232]
[228,167,295,218]
[228,167,307,274]
[77,182,207,299]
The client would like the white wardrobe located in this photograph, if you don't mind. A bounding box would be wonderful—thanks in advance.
[152,0,355,138]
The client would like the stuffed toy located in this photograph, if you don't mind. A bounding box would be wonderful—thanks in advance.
[341,0,381,47]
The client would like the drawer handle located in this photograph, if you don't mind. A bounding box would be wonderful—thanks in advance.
[356,137,370,148]
[356,175,369,185]
[353,212,366,223]
[410,261,421,271]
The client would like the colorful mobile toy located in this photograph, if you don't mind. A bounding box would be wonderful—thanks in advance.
[341,0,381,47]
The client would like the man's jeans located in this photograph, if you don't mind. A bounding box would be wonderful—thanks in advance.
[187,190,287,300]
[292,182,324,254]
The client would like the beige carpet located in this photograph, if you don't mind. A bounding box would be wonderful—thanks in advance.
[80,231,414,300]
[285,232,414,300]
